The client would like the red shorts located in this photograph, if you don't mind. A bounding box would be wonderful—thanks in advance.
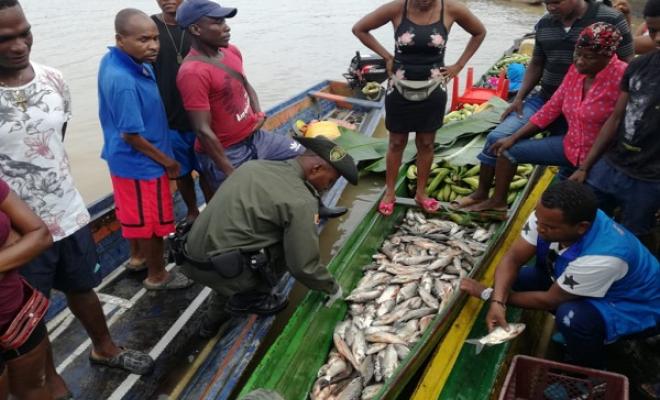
[111,174,175,239]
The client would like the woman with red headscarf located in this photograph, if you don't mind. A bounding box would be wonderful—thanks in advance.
[467,22,628,211]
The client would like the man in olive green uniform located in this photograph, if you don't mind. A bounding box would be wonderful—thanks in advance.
[181,136,357,337]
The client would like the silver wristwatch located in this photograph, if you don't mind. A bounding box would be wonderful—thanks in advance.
[480,287,494,301]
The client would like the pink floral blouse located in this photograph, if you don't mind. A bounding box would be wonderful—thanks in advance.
[529,56,627,166]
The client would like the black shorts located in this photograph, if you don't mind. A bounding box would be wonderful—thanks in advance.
[385,84,448,133]
[0,321,47,373]
[20,225,101,297]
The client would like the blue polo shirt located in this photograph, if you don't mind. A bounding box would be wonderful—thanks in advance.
[98,46,172,179]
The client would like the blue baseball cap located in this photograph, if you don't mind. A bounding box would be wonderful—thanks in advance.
[176,0,237,29]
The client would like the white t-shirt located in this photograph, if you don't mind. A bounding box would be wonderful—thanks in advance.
[521,212,628,298]
[0,63,90,241]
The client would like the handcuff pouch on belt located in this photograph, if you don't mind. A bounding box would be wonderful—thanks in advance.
[168,226,278,288]
[208,249,278,287]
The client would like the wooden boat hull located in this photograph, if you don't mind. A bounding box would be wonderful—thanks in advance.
[46,80,384,400]
[411,169,555,400]
[239,38,544,400]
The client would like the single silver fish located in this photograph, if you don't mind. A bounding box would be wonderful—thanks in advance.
[393,297,422,313]
[346,289,383,303]
[390,273,425,284]
[373,308,407,326]
[393,255,436,266]
[376,285,400,304]
[366,342,387,355]
[393,343,410,360]
[465,323,526,354]
[418,287,440,309]
[361,384,384,400]
[364,325,395,336]
[359,354,374,383]
[401,307,436,322]
[365,332,407,345]
[396,282,418,303]
[376,299,395,318]
[373,351,384,382]
[334,320,351,339]
[336,377,363,400]
[333,333,360,370]
[356,272,391,291]
[352,330,367,365]
[348,303,365,317]
[382,344,399,379]
[419,314,434,333]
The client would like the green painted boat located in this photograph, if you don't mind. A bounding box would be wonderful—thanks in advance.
[238,160,544,399]
[238,36,543,400]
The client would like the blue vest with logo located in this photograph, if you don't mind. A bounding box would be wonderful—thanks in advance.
[536,210,660,343]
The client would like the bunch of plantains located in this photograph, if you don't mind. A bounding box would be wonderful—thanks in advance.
[485,53,531,79]
[442,103,486,124]
[407,161,534,205]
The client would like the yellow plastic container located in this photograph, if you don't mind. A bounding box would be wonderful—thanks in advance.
[304,121,341,140]
[518,38,535,57]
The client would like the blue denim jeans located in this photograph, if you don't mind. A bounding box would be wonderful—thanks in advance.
[586,158,660,236]
[477,92,567,166]
[503,135,576,179]
[197,130,304,192]
[512,263,660,368]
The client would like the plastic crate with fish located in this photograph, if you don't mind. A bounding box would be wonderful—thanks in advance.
[499,355,628,400]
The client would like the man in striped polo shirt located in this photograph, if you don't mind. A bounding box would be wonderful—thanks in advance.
[456,0,633,210]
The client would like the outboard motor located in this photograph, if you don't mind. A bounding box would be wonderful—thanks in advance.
[343,51,387,89]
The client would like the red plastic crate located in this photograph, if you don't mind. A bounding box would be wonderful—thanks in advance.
[499,355,628,400]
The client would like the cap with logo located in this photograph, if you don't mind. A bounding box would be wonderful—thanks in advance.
[293,136,358,185]
[176,0,237,29]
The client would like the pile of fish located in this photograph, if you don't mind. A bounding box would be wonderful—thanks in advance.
[310,210,497,400]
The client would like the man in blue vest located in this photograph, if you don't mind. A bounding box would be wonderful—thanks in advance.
[461,180,660,368]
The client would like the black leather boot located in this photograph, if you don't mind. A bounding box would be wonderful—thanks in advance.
[318,202,347,219]
[225,292,288,316]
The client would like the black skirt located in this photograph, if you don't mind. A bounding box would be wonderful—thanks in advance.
[385,85,448,133]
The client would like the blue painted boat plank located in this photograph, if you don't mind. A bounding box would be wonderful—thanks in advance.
[56,284,206,399]
[181,99,384,399]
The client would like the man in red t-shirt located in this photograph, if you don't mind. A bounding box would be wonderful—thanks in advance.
[175,0,304,192]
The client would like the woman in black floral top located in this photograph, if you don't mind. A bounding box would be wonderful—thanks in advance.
[354,0,485,215]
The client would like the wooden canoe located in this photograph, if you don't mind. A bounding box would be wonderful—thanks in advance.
[46,80,385,400]
[237,36,546,400]
[238,155,545,399]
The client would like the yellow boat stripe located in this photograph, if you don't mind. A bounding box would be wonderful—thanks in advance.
[411,169,555,400]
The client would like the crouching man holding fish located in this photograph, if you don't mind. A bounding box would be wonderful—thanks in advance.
[175,136,356,337]
[461,181,660,368]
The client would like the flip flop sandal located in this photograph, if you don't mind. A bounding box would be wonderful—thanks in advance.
[89,347,154,375]
[55,392,74,400]
[378,200,395,216]
[124,259,147,272]
[416,197,440,213]
[641,383,660,399]
[143,270,194,290]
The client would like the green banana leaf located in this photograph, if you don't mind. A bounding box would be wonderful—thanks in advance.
[435,96,509,146]
[434,133,487,166]
[334,127,388,162]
